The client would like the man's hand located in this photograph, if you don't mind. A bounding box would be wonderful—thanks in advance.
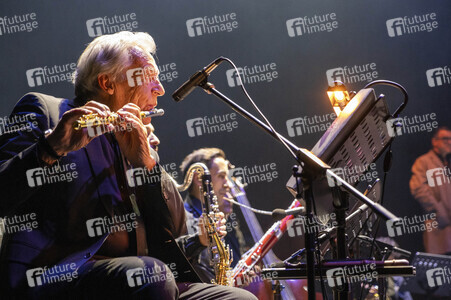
[44,101,113,164]
[198,212,227,247]
[114,103,156,170]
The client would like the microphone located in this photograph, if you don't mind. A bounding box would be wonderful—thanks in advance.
[272,207,305,220]
[172,57,225,102]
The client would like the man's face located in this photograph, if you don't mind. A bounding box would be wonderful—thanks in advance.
[432,129,451,157]
[209,157,233,214]
[111,55,165,125]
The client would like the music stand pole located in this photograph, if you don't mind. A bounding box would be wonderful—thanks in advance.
[331,188,350,298]
[292,166,316,300]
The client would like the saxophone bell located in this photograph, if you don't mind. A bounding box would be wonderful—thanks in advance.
[174,163,210,192]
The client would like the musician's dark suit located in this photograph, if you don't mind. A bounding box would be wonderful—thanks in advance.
[0,93,257,299]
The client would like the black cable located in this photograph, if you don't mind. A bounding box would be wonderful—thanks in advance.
[220,58,299,162]
[309,182,328,299]
[357,144,393,300]
[348,80,401,252]
[315,229,329,299]
[368,143,392,258]
[222,58,327,298]
[363,80,408,117]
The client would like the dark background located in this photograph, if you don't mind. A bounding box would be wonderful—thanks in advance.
[1,0,450,259]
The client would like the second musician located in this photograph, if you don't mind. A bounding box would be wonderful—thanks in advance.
[180,148,253,283]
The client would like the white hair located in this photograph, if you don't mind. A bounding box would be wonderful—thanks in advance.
[72,31,156,103]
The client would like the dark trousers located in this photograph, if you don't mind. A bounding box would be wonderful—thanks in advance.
[28,256,257,300]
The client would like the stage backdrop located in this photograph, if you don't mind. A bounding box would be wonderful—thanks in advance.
[0,0,450,258]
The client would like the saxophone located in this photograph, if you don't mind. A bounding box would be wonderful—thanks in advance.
[176,163,232,286]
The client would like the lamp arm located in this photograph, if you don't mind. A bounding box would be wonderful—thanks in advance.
[363,80,408,117]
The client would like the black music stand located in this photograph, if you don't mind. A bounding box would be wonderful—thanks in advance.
[191,79,401,300]
[283,82,409,298]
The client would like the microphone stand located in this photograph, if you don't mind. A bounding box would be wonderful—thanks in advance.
[196,80,398,299]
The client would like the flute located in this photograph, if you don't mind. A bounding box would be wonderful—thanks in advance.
[73,108,165,130]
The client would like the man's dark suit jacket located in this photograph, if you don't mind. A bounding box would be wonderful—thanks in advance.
[0,93,202,295]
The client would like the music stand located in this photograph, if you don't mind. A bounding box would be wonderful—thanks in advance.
[192,81,401,299]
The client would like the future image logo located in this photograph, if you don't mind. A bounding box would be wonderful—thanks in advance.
[426,67,451,87]
[126,167,161,187]
[86,18,104,37]
[287,213,337,237]
[225,69,243,87]
[326,264,377,288]
[426,267,451,288]
[158,62,178,83]
[86,13,138,37]
[230,163,278,185]
[0,113,38,136]
[186,13,238,37]
[126,262,178,287]
[0,13,38,36]
[26,63,76,87]
[126,66,159,87]
[225,63,278,87]
[26,68,45,87]
[326,63,378,86]
[26,268,45,287]
[127,267,146,287]
[385,113,438,137]
[26,263,78,287]
[326,268,345,287]
[326,163,378,187]
[0,213,38,235]
[386,118,403,137]
[26,163,78,187]
[386,13,438,37]
[426,167,451,187]
[286,113,336,137]
[126,68,146,87]
[186,118,203,137]
[86,214,138,237]
[286,13,338,37]
[386,213,438,237]
[186,113,238,137]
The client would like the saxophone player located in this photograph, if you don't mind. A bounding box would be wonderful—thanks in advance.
[147,127,229,249]
[0,31,256,300]
[180,148,257,285]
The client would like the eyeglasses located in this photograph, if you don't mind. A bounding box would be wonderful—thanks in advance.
[435,137,451,142]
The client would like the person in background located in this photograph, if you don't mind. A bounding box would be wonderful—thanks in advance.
[410,126,451,255]
[179,148,250,283]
